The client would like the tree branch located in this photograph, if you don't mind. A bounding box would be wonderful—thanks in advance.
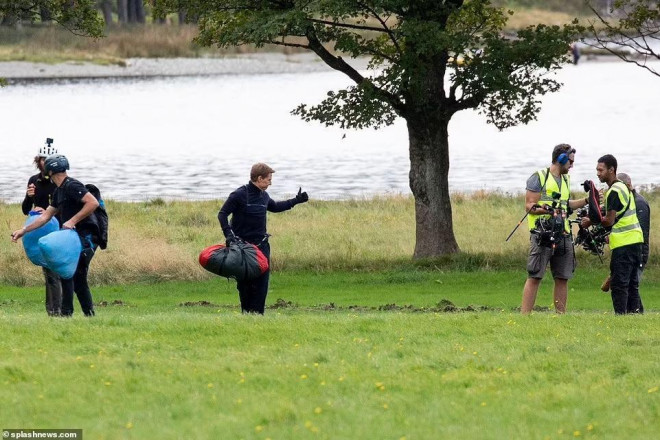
[356,1,403,56]
[304,26,405,112]
[267,40,310,50]
[309,18,388,33]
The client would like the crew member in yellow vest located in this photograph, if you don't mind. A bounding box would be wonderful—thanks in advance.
[581,155,644,314]
[521,144,589,314]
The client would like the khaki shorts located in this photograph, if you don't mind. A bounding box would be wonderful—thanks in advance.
[527,234,575,280]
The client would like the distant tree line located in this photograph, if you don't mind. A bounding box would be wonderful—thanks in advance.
[0,0,191,27]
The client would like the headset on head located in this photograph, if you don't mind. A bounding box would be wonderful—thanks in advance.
[556,148,575,165]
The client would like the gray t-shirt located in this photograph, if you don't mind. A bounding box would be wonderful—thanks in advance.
[526,170,563,193]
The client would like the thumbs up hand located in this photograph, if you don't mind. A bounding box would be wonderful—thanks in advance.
[295,187,309,204]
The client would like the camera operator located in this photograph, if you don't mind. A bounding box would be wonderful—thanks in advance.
[521,144,588,314]
[581,157,644,314]
[581,159,645,314]
[21,139,62,316]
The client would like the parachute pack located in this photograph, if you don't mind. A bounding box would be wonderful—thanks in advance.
[22,212,60,267]
[85,184,109,249]
[199,242,269,281]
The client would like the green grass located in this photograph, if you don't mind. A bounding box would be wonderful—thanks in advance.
[2,270,660,439]
[2,194,659,437]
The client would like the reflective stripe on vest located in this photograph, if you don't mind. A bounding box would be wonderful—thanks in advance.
[607,181,643,250]
[528,169,571,232]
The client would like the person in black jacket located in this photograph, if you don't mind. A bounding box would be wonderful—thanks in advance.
[12,154,100,317]
[21,141,62,316]
[218,163,309,314]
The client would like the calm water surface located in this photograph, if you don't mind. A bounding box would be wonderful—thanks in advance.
[1,60,658,202]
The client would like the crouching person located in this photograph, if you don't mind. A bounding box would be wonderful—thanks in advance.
[218,163,309,314]
[12,154,99,317]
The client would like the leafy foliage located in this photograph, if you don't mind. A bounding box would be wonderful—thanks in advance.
[155,0,581,130]
[0,0,105,37]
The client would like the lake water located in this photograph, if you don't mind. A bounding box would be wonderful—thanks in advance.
[1,59,659,202]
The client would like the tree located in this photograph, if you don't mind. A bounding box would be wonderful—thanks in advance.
[99,0,113,25]
[117,0,128,24]
[587,0,660,77]
[154,0,580,258]
[0,0,104,36]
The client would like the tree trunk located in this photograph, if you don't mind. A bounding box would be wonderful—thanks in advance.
[134,0,146,24]
[117,0,128,24]
[178,10,187,25]
[406,114,460,258]
[100,0,113,26]
[40,6,52,22]
[127,0,136,23]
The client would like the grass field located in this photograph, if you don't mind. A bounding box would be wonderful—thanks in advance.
[2,195,659,438]
[2,271,660,439]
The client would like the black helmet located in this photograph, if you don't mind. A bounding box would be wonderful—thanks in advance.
[44,154,70,174]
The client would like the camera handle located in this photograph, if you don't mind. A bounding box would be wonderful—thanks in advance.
[505,203,541,242]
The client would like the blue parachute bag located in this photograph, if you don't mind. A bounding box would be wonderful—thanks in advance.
[22,211,60,267]
[38,230,82,279]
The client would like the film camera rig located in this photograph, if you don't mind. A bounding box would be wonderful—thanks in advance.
[505,192,567,252]
[568,180,610,261]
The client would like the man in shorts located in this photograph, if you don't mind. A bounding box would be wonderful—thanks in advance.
[521,144,589,314]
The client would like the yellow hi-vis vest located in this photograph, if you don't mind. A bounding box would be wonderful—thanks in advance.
[528,168,571,233]
[606,181,643,250]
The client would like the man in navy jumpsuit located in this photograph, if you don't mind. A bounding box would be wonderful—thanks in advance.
[218,163,309,314]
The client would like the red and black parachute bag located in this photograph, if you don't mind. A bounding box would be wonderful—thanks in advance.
[582,180,604,224]
[199,242,269,281]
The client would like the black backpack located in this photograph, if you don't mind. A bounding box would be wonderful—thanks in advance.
[85,184,109,250]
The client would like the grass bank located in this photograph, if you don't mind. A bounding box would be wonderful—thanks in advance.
[1,277,660,439]
[2,193,659,286]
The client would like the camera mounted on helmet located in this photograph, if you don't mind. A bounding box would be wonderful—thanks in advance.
[44,154,70,175]
[38,138,57,158]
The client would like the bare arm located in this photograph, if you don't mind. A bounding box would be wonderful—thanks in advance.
[11,206,58,242]
[568,197,588,210]
[525,190,551,215]
[600,210,617,228]
[62,192,99,230]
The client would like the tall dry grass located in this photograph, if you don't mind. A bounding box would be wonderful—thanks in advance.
[2,191,658,286]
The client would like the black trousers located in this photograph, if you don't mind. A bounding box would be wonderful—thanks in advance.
[61,245,96,317]
[610,243,643,315]
[236,241,270,314]
[43,267,62,316]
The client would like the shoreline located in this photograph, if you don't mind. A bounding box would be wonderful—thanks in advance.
[0,52,632,82]
[0,53,371,82]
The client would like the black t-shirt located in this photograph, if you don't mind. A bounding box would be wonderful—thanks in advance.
[51,177,98,237]
[21,172,57,215]
[606,189,624,214]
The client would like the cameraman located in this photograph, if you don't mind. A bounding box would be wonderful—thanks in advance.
[21,140,62,316]
[581,158,644,314]
[521,144,588,314]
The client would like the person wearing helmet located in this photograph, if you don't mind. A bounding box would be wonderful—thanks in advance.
[11,153,100,317]
[21,139,62,316]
